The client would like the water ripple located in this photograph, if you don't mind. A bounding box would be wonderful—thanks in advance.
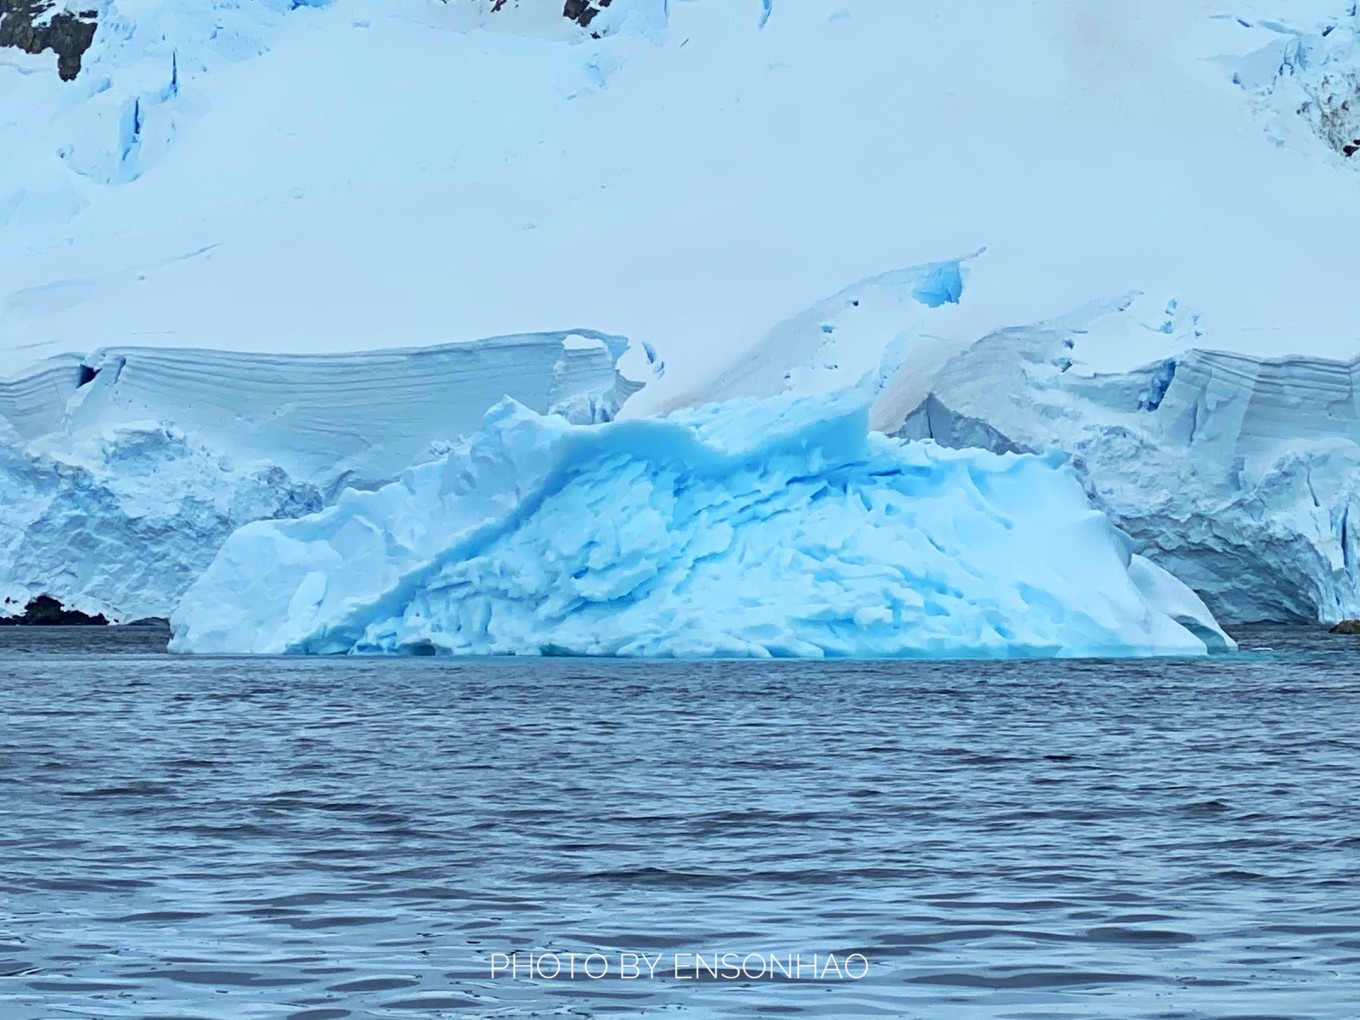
[1,623,1359,1017]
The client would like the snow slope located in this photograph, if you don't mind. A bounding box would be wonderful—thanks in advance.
[171,393,1233,658]
[4,0,1360,402]
[0,330,647,620]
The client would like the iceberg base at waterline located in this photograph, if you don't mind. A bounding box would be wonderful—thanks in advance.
[170,394,1235,659]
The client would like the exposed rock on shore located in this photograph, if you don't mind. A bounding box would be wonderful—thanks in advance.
[0,595,108,626]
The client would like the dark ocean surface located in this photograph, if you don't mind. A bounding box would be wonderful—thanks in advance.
[2,625,1358,1018]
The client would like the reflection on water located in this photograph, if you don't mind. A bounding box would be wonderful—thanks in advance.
[2,625,1359,1018]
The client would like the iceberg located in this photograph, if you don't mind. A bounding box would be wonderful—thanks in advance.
[171,393,1233,658]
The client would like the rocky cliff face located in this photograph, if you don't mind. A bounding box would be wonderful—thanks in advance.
[0,0,97,80]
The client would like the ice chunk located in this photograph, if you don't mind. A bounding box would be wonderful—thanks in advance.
[172,392,1233,658]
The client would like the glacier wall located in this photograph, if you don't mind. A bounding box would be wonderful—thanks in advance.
[171,393,1233,659]
[6,330,641,490]
[0,331,647,620]
[880,301,1360,624]
[0,424,323,623]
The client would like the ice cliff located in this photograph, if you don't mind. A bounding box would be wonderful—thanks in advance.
[0,332,647,620]
[171,393,1233,659]
[880,298,1360,625]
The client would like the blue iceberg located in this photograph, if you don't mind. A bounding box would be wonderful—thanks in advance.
[170,393,1233,658]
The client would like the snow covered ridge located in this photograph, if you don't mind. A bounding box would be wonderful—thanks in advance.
[0,331,652,621]
[660,256,971,411]
[171,393,1235,659]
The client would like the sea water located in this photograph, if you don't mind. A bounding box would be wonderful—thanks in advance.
[2,626,1358,1018]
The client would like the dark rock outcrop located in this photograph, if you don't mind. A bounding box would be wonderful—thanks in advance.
[0,594,108,626]
[0,0,98,81]
[564,0,612,30]
[1329,619,1360,634]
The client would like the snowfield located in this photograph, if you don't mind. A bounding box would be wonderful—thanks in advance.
[3,0,1360,648]
[3,0,1359,393]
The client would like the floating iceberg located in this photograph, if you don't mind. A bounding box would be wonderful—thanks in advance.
[171,393,1233,658]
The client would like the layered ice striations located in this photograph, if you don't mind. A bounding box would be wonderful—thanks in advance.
[0,331,645,620]
[880,298,1360,624]
[14,330,641,490]
[171,393,1233,658]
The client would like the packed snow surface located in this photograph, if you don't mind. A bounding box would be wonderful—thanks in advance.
[171,393,1234,658]
[3,0,1360,403]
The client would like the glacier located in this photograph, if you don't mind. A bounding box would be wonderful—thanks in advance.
[0,330,649,621]
[6,0,1360,400]
[879,296,1360,625]
[5,0,1360,649]
[171,393,1233,658]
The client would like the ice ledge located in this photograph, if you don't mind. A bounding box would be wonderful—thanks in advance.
[0,329,655,622]
[2,329,648,490]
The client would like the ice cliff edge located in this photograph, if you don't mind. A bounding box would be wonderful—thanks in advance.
[0,330,653,622]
